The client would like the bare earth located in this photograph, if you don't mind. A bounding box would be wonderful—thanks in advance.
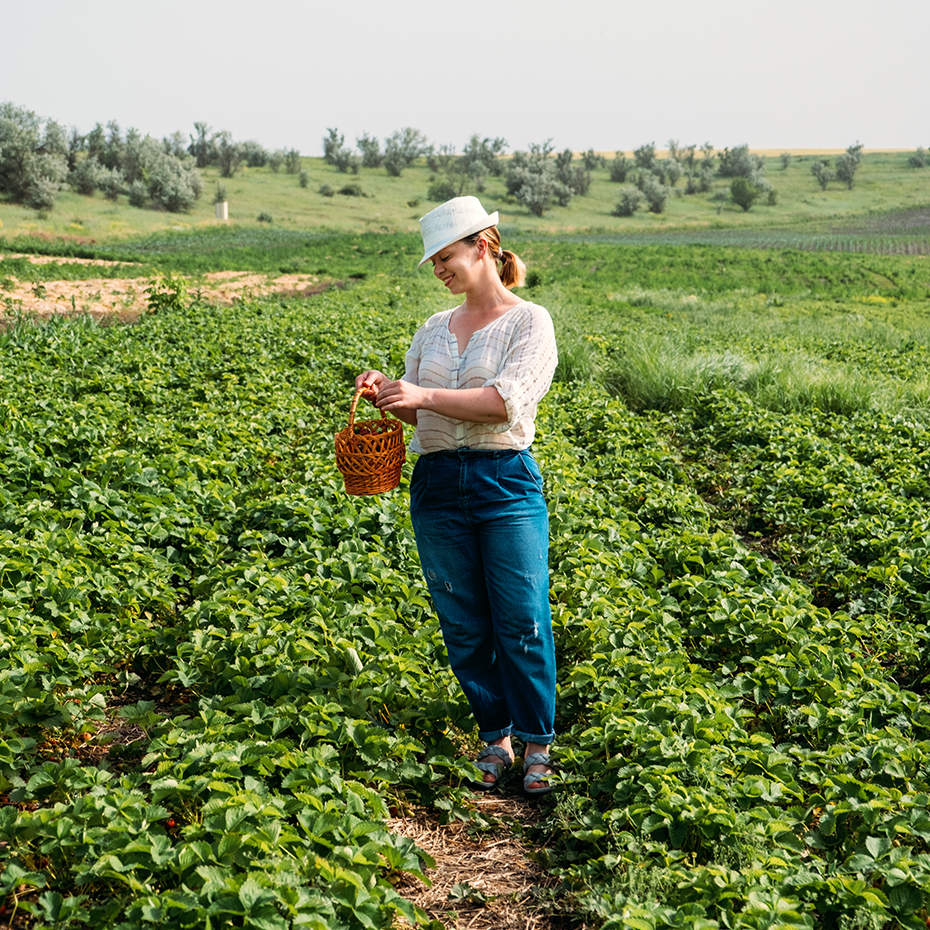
[0,254,328,324]
[389,796,564,929]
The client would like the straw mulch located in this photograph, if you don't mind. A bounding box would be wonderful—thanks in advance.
[387,794,571,930]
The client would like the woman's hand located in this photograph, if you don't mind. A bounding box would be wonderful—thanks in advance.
[372,378,429,413]
[355,370,389,402]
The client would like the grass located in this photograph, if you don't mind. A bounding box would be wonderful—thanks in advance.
[539,283,930,418]
[1,150,929,248]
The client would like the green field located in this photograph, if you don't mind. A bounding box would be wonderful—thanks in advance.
[2,151,930,928]
[1,149,929,249]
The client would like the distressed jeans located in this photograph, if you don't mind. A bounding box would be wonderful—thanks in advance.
[409,448,556,745]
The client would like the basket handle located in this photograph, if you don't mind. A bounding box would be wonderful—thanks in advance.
[348,385,388,430]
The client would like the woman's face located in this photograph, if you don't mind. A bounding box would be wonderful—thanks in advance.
[429,237,484,294]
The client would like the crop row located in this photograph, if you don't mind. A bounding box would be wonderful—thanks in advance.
[1,271,929,928]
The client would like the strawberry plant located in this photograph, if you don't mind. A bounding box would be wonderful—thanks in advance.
[1,244,929,927]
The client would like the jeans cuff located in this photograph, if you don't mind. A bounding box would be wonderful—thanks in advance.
[512,729,555,745]
[477,725,513,743]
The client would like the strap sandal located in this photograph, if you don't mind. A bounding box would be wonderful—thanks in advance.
[522,752,555,796]
[470,744,513,791]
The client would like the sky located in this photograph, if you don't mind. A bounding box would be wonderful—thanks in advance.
[2,0,927,157]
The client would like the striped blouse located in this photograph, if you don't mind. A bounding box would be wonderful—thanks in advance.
[402,301,558,454]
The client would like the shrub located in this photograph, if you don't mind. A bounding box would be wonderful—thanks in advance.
[581,149,606,171]
[0,103,68,208]
[699,163,715,192]
[27,175,61,212]
[685,173,700,195]
[214,131,243,178]
[426,146,467,196]
[284,148,302,174]
[908,147,927,168]
[70,155,104,196]
[383,127,431,177]
[460,134,507,189]
[811,159,835,190]
[835,142,864,189]
[780,151,792,169]
[506,141,572,215]
[337,183,365,197]
[633,142,657,171]
[189,122,215,168]
[213,182,227,205]
[268,149,285,173]
[730,176,759,211]
[613,188,645,216]
[148,152,202,212]
[128,179,148,207]
[718,144,766,181]
[257,211,273,223]
[427,178,458,201]
[98,167,124,202]
[298,170,309,188]
[333,147,360,174]
[514,169,561,216]
[318,184,334,197]
[323,128,344,164]
[357,132,382,168]
[556,149,591,195]
[240,140,268,167]
[144,272,188,313]
[609,153,631,183]
[641,175,670,213]
[767,188,778,205]
[162,131,188,159]
[664,158,682,187]
[120,131,157,184]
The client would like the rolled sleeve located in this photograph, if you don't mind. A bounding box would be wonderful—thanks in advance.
[485,305,558,432]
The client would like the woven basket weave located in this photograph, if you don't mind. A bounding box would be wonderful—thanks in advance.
[334,387,406,495]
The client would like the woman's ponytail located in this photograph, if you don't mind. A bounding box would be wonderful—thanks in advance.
[465,227,527,290]
[498,248,526,290]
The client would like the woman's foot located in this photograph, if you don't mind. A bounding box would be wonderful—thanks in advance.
[471,737,514,790]
[523,741,554,795]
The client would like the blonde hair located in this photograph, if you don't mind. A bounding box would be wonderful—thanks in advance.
[464,226,527,289]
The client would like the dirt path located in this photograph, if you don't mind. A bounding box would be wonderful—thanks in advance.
[389,795,563,929]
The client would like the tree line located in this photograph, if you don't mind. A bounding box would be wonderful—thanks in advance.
[0,103,301,214]
[322,130,916,217]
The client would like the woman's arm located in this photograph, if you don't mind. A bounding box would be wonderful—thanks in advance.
[374,379,507,424]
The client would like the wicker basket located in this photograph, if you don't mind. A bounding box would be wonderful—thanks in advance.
[334,387,406,495]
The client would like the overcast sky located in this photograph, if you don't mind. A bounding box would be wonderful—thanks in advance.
[2,0,926,156]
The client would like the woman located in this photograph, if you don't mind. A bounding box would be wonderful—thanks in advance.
[356,196,557,795]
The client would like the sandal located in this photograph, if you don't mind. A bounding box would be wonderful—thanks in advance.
[522,752,555,796]
[470,744,513,791]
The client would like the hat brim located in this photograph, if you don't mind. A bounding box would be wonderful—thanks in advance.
[417,211,500,267]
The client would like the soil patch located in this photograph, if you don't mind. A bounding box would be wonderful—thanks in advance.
[388,796,565,930]
[0,264,330,324]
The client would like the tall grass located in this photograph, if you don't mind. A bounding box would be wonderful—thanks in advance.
[601,335,930,417]
[565,286,930,418]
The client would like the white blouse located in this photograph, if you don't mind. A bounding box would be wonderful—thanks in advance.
[402,301,558,454]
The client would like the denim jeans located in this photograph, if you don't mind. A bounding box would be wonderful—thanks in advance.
[409,448,556,745]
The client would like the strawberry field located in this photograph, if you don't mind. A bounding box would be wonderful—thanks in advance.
[1,234,930,929]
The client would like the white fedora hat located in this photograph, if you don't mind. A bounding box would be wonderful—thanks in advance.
[417,196,499,267]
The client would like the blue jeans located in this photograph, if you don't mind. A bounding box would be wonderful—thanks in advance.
[410,448,556,745]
